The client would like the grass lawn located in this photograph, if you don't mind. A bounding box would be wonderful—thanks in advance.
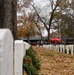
[32,46,74,75]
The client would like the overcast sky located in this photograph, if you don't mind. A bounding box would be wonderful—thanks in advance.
[33,0,57,36]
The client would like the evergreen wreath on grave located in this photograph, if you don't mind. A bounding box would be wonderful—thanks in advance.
[23,46,40,75]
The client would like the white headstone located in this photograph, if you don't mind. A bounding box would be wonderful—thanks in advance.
[0,29,13,75]
[66,45,69,54]
[14,40,25,75]
[62,45,65,53]
[56,45,59,52]
[24,42,31,50]
[59,45,63,52]
[70,45,74,55]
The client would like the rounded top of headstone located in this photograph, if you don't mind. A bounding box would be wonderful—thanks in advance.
[24,42,31,49]
[0,29,13,40]
[15,40,23,43]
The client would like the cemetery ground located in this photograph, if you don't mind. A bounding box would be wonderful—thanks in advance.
[25,46,74,75]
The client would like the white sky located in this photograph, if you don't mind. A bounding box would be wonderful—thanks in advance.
[42,29,57,37]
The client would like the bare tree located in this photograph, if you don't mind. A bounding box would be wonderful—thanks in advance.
[53,0,74,38]
[31,0,63,44]
[29,13,43,40]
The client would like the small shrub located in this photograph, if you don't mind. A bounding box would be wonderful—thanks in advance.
[26,47,36,57]
[32,57,40,70]
[23,55,32,64]
[23,46,40,75]
[29,65,39,75]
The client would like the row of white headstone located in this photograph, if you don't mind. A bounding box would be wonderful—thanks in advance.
[43,44,74,55]
[0,29,74,75]
[0,29,30,75]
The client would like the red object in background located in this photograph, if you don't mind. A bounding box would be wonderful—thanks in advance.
[50,37,62,43]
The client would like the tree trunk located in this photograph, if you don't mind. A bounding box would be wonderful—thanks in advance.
[0,0,18,40]
[12,0,18,40]
[47,30,50,44]
[27,36,30,43]
[0,0,4,27]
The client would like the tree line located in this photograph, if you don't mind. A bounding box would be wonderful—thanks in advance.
[0,0,74,43]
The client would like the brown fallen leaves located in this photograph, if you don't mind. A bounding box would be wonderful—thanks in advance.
[32,46,74,75]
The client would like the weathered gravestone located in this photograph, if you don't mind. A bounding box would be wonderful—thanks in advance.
[24,42,31,50]
[14,40,26,75]
[0,29,13,75]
